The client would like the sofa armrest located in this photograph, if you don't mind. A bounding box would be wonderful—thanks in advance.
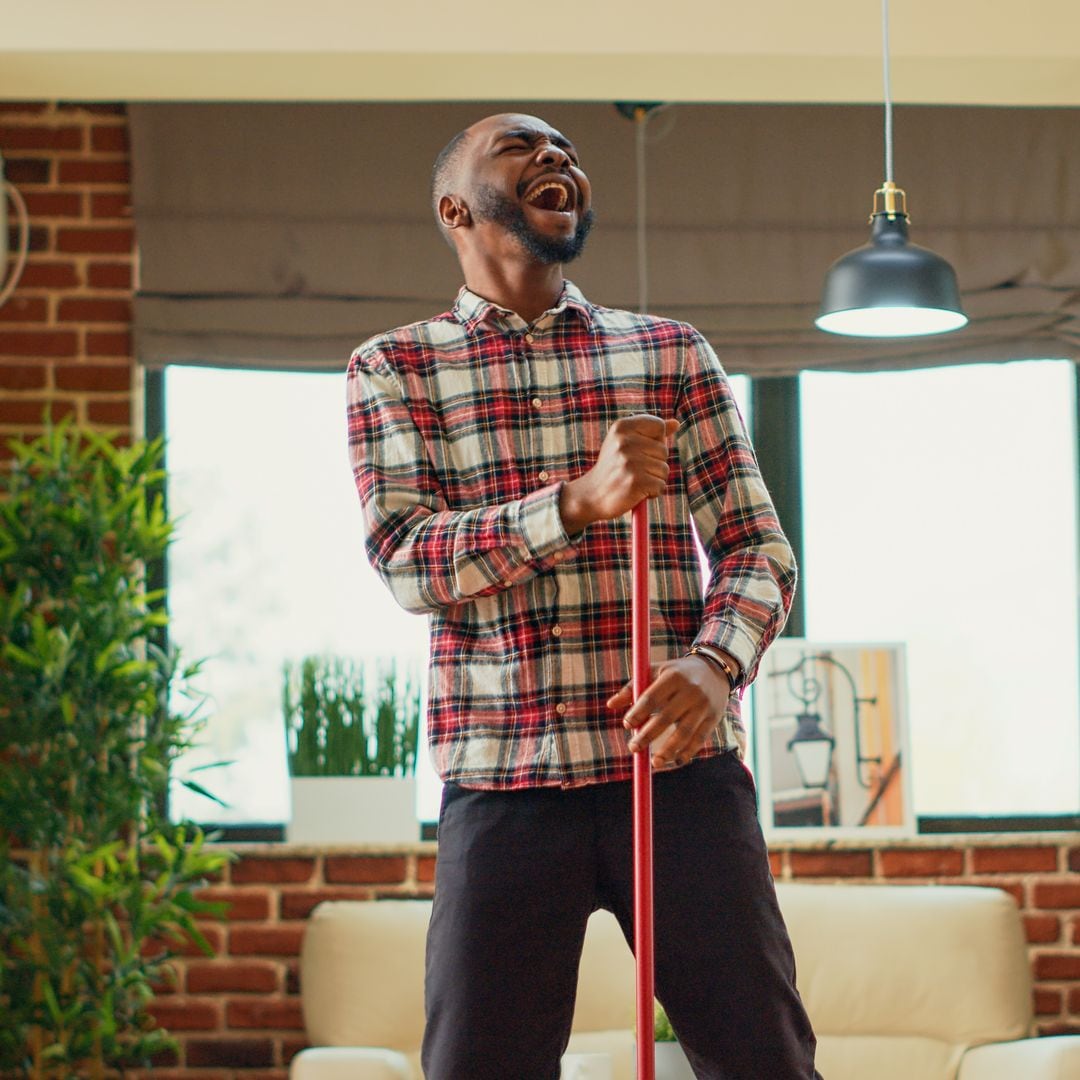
[290,1047,415,1080]
[958,1035,1080,1080]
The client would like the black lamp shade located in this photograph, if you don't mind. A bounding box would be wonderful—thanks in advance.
[816,214,968,338]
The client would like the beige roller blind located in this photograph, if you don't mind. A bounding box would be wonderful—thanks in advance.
[131,101,1080,374]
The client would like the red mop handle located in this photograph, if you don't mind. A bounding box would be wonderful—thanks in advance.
[631,500,655,1080]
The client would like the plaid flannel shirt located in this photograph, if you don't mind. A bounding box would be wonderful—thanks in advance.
[346,281,796,790]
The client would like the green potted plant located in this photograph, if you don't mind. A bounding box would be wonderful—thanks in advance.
[0,420,230,1078]
[652,1001,695,1079]
[282,655,421,843]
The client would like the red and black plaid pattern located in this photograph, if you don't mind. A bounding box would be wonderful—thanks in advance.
[346,282,795,790]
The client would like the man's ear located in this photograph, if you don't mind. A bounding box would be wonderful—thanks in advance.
[438,194,471,231]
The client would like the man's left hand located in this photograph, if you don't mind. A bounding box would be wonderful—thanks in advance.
[607,655,731,770]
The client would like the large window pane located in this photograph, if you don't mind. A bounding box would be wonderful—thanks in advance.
[165,367,430,824]
[801,361,1079,816]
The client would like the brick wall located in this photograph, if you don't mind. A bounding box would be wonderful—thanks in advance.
[122,835,1077,1079]
[3,106,1079,1077]
[0,101,135,454]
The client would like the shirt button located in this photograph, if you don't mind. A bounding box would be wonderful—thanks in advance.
[503,579,514,588]
[525,332,535,343]
[531,396,543,409]
[538,469,550,482]
[555,703,567,715]
[551,624,562,637]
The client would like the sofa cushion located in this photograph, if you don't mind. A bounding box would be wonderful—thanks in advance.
[777,883,1032,1045]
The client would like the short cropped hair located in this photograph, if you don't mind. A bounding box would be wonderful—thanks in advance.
[431,128,471,240]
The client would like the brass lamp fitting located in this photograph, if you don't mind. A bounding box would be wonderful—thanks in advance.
[871,180,908,221]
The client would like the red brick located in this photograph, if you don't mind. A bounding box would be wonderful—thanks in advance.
[325,855,408,885]
[1074,918,1080,946]
[177,923,227,958]
[1037,1022,1080,1036]
[0,399,76,425]
[1069,986,1080,1014]
[768,851,784,878]
[57,297,131,323]
[56,226,134,254]
[1036,988,1063,1015]
[285,963,300,996]
[0,330,78,357]
[279,887,374,920]
[3,158,50,184]
[1068,846,1080,873]
[8,225,48,252]
[20,191,82,218]
[86,261,132,289]
[0,125,82,151]
[91,125,130,153]
[417,855,437,884]
[86,400,132,427]
[226,999,305,1030]
[85,331,132,357]
[54,364,130,393]
[0,297,48,322]
[0,103,49,114]
[879,848,964,878]
[229,926,305,957]
[57,103,126,116]
[185,1038,274,1068]
[1034,953,1080,980]
[1025,914,1062,944]
[147,999,221,1031]
[971,847,1059,874]
[186,961,279,994]
[58,160,131,184]
[231,856,316,885]
[194,887,272,921]
[1033,882,1080,909]
[19,260,80,288]
[0,364,47,390]
[90,192,131,218]
[789,850,873,878]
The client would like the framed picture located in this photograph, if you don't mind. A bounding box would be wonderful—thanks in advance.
[752,640,913,837]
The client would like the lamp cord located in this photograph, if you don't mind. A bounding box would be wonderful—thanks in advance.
[635,107,650,315]
[0,180,30,311]
[882,0,894,183]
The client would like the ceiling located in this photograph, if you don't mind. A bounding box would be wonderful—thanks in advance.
[5,0,1080,106]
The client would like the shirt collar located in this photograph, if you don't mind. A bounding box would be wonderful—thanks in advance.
[453,280,595,336]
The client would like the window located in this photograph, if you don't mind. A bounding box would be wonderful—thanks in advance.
[800,360,1079,817]
[163,366,751,826]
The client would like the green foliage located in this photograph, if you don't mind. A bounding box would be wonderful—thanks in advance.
[0,420,230,1077]
[654,1000,677,1042]
[283,656,421,777]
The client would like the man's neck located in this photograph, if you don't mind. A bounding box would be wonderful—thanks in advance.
[462,259,565,325]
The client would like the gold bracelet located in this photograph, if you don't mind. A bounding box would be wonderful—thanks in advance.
[686,643,740,688]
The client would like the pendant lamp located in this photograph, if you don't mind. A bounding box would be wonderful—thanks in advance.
[816,0,967,338]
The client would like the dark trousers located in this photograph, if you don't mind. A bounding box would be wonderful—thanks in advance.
[422,753,822,1080]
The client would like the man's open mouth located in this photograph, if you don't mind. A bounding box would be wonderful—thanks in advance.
[523,178,575,213]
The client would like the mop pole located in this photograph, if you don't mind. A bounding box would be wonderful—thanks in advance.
[631,500,655,1080]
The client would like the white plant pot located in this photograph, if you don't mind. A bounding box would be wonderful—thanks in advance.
[287,776,418,844]
[649,1041,695,1080]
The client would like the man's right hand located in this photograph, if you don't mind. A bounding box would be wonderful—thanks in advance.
[559,414,679,535]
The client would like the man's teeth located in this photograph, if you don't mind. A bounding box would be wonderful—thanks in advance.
[526,182,569,211]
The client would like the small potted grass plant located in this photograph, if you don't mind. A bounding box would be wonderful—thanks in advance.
[282,655,421,844]
[652,1001,695,1079]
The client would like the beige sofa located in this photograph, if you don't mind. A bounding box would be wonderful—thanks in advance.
[290,883,1080,1080]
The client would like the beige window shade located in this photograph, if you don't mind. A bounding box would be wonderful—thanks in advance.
[130,102,1080,374]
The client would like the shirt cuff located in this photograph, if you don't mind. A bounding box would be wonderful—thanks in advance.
[517,481,576,561]
[693,622,760,687]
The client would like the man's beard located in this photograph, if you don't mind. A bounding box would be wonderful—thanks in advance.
[472,185,595,265]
